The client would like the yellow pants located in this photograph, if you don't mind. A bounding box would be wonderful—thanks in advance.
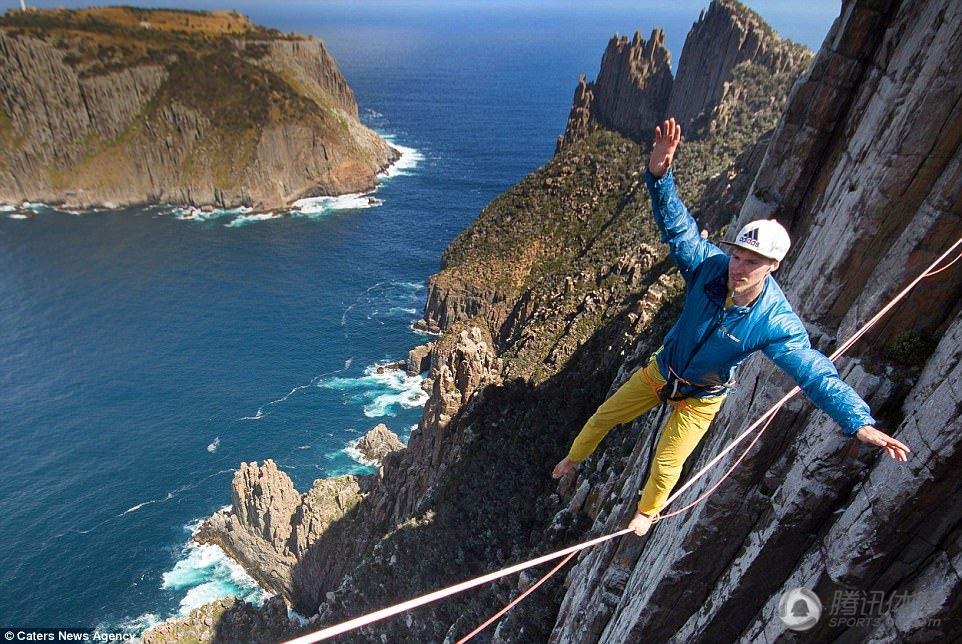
[568,353,725,515]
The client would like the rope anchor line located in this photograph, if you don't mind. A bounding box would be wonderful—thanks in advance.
[285,236,962,644]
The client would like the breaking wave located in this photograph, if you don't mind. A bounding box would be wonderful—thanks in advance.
[318,362,428,418]
[103,519,266,636]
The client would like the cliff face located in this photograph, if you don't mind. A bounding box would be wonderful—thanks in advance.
[194,460,364,601]
[666,0,811,135]
[157,0,961,641]
[0,8,397,210]
[551,0,962,641]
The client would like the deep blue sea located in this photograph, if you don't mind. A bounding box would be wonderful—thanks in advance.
[0,1,836,633]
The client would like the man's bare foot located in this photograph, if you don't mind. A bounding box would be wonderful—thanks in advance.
[628,511,654,536]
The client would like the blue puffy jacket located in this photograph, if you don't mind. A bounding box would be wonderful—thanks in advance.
[646,168,876,435]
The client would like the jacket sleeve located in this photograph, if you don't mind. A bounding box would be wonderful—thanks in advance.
[644,168,723,282]
[762,317,876,435]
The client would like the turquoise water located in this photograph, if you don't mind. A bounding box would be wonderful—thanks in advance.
[0,2,835,633]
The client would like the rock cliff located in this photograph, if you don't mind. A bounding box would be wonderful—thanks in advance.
[0,7,397,210]
[550,0,962,641]
[666,0,811,135]
[149,0,961,641]
[556,29,673,152]
[141,595,296,644]
[556,0,811,152]
[194,460,365,602]
[354,423,405,465]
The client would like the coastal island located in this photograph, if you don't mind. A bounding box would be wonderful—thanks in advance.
[0,7,398,211]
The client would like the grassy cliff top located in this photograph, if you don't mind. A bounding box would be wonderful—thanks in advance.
[0,6,292,39]
[0,6,305,76]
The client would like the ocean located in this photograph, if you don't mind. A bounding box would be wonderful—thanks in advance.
[0,1,836,633]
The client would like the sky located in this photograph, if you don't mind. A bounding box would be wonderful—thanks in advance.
[5,1,842,53]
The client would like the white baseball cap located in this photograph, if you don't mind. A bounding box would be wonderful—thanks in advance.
[722,219,791,262]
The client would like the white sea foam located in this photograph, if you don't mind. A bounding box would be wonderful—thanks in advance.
[318,361,428,417]
[8,213,29,219]
[0,204,14,212]
[239,409,266,421]
[121,500,156,516]
[173,205,252,222]
[343,280,426,329]
[207,437,220,453]
[343,442,379,468]
[290,192,382,219]
[109,612,161,636]
[225,212,282,227]
[162,525,268,616]
[378,142,423,178]
[105,519,262,636]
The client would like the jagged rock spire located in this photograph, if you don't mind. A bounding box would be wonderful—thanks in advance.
[558,0,812,150]
[556,29,673,152]
[666,0,809,133]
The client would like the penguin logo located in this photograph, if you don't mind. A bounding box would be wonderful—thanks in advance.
[777,587,822,631]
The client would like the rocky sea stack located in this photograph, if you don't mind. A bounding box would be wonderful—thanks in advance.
[148,0,962,641]
[0,7,398,210]
[354,424,405,465]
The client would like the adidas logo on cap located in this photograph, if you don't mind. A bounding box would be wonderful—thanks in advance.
[724,219,791,261]
[737,227,760,247]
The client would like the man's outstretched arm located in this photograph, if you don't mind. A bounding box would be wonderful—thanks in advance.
[764,323,910,462]
[646,118,723,281]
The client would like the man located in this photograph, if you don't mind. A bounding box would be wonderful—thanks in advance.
[552,118,910,536]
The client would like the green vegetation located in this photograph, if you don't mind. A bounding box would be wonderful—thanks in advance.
[0,7,299,78]
[884,330,937,367]
[0,6,367,204]
[164,47,316,132]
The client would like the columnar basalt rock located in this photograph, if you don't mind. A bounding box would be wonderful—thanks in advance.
[666,0,811,134]
[550,0,962,641]
[194,460,363,601]
[556,1,810,151]
[406,342,434,375]
[0,9,397,210]
[556,29,673,152]
[354,424,405,465]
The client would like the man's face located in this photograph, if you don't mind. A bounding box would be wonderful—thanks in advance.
[728,247,779,295]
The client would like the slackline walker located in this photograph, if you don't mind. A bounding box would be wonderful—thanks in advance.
[284,234,961,644]
[553,117,911,539]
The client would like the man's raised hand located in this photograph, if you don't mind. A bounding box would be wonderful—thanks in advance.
[649,117,682,179]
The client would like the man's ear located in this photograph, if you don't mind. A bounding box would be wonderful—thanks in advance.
[770,260,780,272]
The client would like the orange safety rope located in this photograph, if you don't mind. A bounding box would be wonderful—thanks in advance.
[285,237,962,644]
